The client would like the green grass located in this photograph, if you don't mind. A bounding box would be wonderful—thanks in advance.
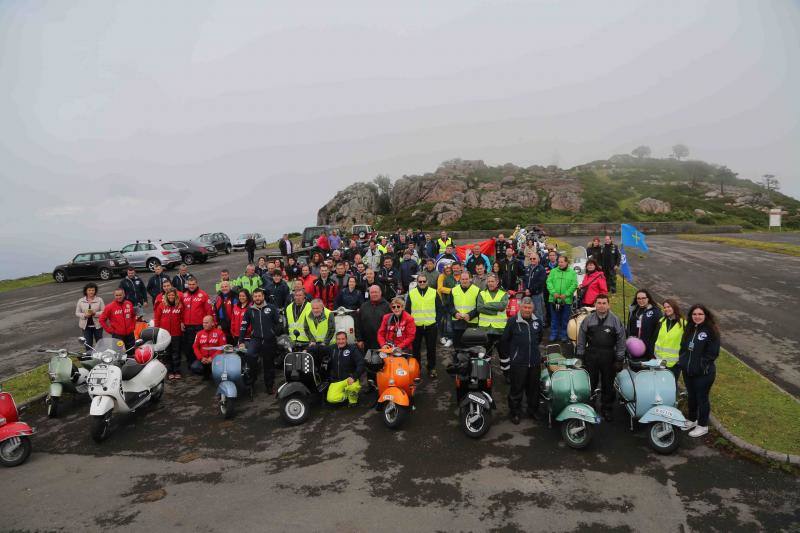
[0,273,53,293]
[677,234,800,257]
[0,364,50,404]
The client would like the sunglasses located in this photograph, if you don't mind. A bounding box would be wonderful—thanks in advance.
[391,305,402,309]
[418,279,427,283]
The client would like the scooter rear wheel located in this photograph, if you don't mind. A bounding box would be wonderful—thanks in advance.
[280,396,310,425]
[460,403,491,439]
[0,436,32,467]
[561,419,593,449]
[46,395,60,418]
[90,413,112,443]
[647,422,679,454]
[382,402,408,429]
[220,395,236,419]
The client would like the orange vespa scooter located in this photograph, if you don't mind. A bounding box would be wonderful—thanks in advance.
[365,345,421,429]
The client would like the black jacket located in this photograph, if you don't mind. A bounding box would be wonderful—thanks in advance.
[334,288,364,311]
[264,280,291,308]
[627,304,663,358]
[679,324,720,376]
[239,303,281,341]
[327,344,365,381]
[500,313,544,369]
[498,257,523,291]
[356,299,391,349]
[119,276,147,305]
[146,272,171,299]
[244,238,256,252]
[377,267,400,299]
[278,239,293,256]
[172,273,190,292]
[600,243,621,270]
[587,245,602,263]
[522,264,547,295]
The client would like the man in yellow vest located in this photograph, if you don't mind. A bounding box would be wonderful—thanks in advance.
[477,274,509,357]
[285,288,312,343]
[304,298,336,365]
[405,274,439,378]
[451,272,480,348]
[437,230,454,256]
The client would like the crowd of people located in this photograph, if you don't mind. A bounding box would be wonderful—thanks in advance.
[73,226,720,437]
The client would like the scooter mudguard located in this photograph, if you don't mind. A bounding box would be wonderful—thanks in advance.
[0,422,35,440]
[49,382,64,398]
[459,391,493,410]
[217,380,238,400]
[555,402,601,424]
[639,405,688,427]
[277,381,311,400]
[379,386,409,407]
[89,395,114,416]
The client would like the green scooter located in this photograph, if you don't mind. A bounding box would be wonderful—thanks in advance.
[43,338,99,418]
[539,344,601,449]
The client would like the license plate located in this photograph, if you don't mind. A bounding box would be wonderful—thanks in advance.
[382,394,394,401]
[652,407,674,418]
[468,393,487,405]
[568,406,589,417]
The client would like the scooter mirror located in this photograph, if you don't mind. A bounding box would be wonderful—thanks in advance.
[78,337,87,344]
[135,338,144,346]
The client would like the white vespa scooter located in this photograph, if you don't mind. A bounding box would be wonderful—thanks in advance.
[86,328,169,442]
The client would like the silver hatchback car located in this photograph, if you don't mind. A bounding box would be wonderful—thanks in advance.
[119,240,183,271]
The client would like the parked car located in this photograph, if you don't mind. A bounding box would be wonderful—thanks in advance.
[198,233,232,255]
[166,240,218,265]
[52,251,129,283]
[119,241,182,272]
[301,225,340,249]
[351,224,376,241]
[232,233,267,251]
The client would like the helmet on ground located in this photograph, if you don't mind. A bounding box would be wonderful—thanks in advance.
[134,345,154,365]
[626,337,646,358]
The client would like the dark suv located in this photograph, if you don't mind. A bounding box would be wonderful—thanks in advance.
[198,233,232,254]
[53,251,129,283]
[167,240,218,265]
[301,225,340,249]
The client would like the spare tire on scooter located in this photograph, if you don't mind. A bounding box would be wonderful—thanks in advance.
[460,403,492,439]
[280,395,310,426]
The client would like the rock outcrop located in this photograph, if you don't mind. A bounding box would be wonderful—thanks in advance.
[637,197,672,214]
[317,182,381,227]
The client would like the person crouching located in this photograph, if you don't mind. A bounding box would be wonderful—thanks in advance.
[326,331,365,407]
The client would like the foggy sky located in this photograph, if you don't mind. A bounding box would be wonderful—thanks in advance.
[1,0,799,278]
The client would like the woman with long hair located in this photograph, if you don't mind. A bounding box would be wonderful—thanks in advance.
[653,299,685,377]
[679,304,720,438]
[154,288,184,379]
[230,289,252,345]
[627,289,662,359]
[578,259,607,306]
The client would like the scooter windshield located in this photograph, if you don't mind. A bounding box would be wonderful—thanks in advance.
[92,338,127,362]
[572,246,588,263]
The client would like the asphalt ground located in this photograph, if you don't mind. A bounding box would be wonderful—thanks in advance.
[564,235,800,397]
[3,247,799,531]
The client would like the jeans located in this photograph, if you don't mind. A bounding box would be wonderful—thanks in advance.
[684,369,715,426]
[247,249,255,263]
[183,325,202,365]
[603,267,617,291]
[412,324,438,371]
[508,365,540,415]
[438,309,453,339]
[247,338,277,388]
[530,294,545,323]
[548,303,570,340]
[164,337,183,374]
[83,326,103,347]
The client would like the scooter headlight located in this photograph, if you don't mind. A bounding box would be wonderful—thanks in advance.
[0,416,6,425]
[101,353,115,364]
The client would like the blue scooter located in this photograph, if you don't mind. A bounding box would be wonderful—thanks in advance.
[208,345,251,419]
[614,358,691,454]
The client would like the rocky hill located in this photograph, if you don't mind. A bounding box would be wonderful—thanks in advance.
[317,156,800,230]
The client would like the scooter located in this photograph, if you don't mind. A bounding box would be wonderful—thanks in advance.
[86,328,169,442]
[43,338,100,418]
[332,307,357,344]
[450,329,494,438]
[540,344,601,449]
[0,384,35,467]
[364,345,421,429]
[614,358,691,454]
[207,344,251,419]
[277,334,329,425]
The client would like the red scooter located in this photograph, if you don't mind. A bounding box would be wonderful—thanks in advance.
[0,384,35,467]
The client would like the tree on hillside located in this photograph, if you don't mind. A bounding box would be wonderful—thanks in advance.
[631,145,651,159]
[684,160,709,188]
[760,174,780,201]
[373,174,393,213]
[672,144,689,161]
[714,165,737,195]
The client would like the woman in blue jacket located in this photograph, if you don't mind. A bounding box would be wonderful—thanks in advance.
[678,304,720,438]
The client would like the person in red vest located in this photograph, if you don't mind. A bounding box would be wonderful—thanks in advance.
[98,288,137,351]
[192,315,226,379]
[181,277,213,369]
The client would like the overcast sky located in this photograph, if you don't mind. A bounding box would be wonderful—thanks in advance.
[1,0,798,278]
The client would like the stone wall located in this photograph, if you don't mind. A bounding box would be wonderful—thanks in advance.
[416,222,743,240]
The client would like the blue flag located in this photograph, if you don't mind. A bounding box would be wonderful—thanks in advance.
[619,246,633,282]
[621,223,649,252]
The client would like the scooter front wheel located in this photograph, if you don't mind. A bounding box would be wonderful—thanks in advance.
[561,419,593,449]
[46,395,60,418]
[280,396,310,425]
[0,436,32,467]
[382,402,408,429]
[460,403,491,439]
[647,422,679,454]
[90,412,112,443]
[220,395,236,419]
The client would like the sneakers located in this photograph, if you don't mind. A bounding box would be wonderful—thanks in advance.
[688,425,708,438]
[683,420,697,431]
[440,337,448,346]
[168,373,175,381]
[444,339,453,347]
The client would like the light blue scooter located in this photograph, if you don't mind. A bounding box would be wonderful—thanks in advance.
[208,345,251,419]
[614,358,691,454]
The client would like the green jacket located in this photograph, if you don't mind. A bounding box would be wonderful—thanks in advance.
[546,267,578,304]
[235,274,263,294]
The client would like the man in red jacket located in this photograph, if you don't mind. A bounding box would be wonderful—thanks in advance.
[377,297,416,351]
[192,315,226,379]
[99,288,137,351]
[181,277,213,371]
[312,265,339,310]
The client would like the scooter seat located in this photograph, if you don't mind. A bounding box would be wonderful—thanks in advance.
[121,361,146,381]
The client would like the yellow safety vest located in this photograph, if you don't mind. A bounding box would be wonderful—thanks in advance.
[437,238,453,252]
[377,244,388,254]
[408,287,437,326]
[452,284,479,325]
[478,289,507,330]
[306,309,333,345]
[654,318,685,367]
[285,301,311,342]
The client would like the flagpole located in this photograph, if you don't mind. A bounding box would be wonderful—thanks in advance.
[621,270,627,330]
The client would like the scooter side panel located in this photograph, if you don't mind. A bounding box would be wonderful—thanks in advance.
[380,386,409,407]
[49,358,73,383]
[125,360,167,393]
[615,369,635,402]
[633,370,678,418]
[217,381,238,399]
[555,402,600,424]
[89,395,114,416]
[278,381,311,400]
[639,405,688,426]
[212,354,241,382]
[550,369,591,414]
[49,382,64,398]
[0,422,35,439]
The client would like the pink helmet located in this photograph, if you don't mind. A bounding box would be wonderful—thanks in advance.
[626,337,646,358]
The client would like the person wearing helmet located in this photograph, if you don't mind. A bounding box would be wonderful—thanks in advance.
[576,294,626,421]
[192,315,226,379]
[627,289,662,360]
